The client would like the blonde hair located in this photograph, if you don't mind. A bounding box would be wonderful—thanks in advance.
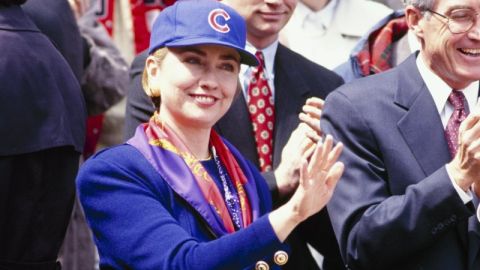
[142,48,168,110]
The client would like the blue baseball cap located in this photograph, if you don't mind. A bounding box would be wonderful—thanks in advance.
[148,0,258,66]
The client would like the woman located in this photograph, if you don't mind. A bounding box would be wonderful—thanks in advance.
[77,1,344,269]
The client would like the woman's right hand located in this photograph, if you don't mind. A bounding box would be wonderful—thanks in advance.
[269,135,344,242]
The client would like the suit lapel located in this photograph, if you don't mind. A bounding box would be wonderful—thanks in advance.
[272,44,310,167]
[395,55,451,177]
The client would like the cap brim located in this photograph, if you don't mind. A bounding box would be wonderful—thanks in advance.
[165,38,258,66]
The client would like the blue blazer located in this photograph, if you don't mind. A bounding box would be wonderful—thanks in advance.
[321,54,480,270]
[77,144,290,270]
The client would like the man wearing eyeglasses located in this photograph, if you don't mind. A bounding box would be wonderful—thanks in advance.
[321,0,480,269]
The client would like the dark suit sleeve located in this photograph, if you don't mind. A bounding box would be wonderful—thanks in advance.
[124,51,155,140]
[260,171,281,207]
[321,90,473,269]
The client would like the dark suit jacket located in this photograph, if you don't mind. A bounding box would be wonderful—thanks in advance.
[0,5,86,155]
[22,0,84,82]
[124,44,345,269]
[321,54,480,270]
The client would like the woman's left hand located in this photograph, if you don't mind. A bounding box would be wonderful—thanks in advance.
[269,134,344,242]
[289,134,344,221]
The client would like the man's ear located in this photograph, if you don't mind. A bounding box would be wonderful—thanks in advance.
[405,5,425,39]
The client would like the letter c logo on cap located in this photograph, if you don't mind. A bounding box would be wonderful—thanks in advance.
[208,9,230,33]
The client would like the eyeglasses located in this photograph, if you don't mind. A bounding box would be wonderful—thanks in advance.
[426,8,480,34]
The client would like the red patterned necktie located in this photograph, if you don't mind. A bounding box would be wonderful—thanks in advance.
[445,90,469,158]
[247,51,274,172]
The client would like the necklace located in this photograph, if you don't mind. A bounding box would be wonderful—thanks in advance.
[198,152,212,161]
[211,146,242,230]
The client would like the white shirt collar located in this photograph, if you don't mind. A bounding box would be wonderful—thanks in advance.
[239,41,278,98]
[416,52,478,127]
[244,41,277,77]
[292,0,338,30]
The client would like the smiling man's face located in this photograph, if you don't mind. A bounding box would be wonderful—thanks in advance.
[417,0,480,89]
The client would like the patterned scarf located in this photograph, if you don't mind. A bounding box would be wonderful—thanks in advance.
[127,115,260,237]
[356,16,409,76]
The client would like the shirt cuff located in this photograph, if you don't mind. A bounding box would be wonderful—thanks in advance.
[446,166,473,204]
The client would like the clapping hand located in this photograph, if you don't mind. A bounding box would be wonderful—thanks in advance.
[274,97,326,198]
[299,97,324,136]
[447,100,480,195]
[287,134,344,221]
[269,135,344,242]
[274,123,318,198]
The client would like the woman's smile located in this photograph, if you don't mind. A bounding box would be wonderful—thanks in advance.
[189,93,219,106]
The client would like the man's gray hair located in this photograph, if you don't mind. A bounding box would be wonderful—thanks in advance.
[403,0,436,10]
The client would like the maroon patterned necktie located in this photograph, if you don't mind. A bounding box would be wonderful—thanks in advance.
[445,90,469,158]
[247,51,274,172]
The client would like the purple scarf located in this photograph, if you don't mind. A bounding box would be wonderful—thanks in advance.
[127,117,261,237]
